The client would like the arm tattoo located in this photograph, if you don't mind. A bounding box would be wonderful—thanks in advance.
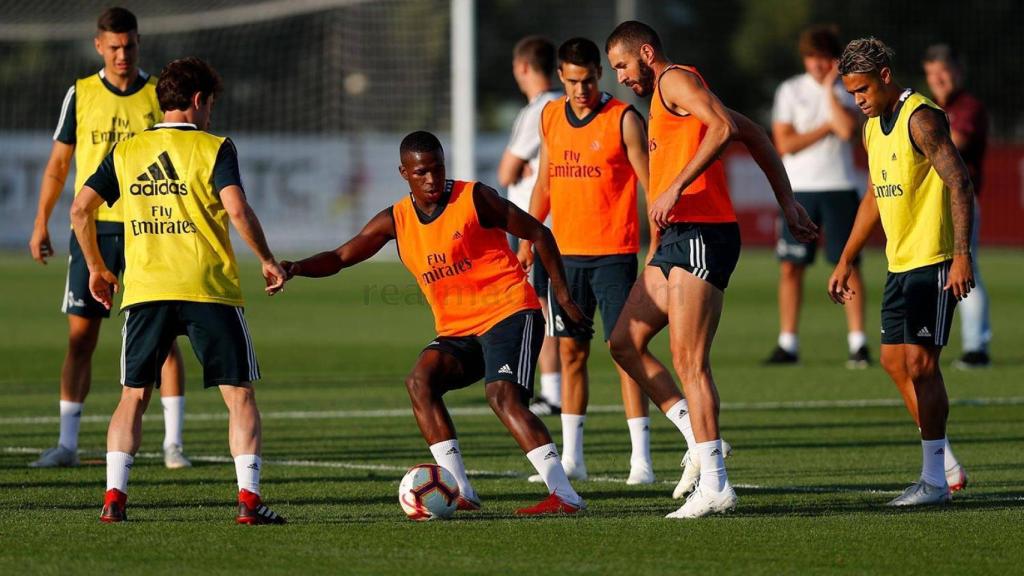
[910,108,974,256]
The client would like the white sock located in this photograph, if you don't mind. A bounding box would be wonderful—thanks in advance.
[560,414,585,465]
[697,439,728,492]
[429,439,477,501]
[106,451,133,493]
[847,331,867,353]
[525,443,581,505]
[161,395,185,449]
[540,372,561,406]
[234,454,262,495]
[664,399,696,450]
[626,417,651,468]
[778,332,798,354]
[921,438,947,487]
[58,400,83,452]
[943,438,959,470]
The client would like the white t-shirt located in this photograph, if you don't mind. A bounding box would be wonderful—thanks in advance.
[506,89,562,211]
[772,73,858,192]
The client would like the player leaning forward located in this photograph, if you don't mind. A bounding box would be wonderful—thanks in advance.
[829,38,973,505]
[70,57,289,524]
[605,21,818,518]
[283,131,589,515]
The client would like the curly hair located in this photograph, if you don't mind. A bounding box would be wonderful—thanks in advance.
[838,37,895,75]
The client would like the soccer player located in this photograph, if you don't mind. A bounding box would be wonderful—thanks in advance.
[498,36,564,415]
[516,37,654,484]
[765,25,870,368]
[70,57,288,524]
[282,131,588,515]
[27,7,190,470]
[922,44,992,370]
[829,38,974,505]
[605,21,817,518]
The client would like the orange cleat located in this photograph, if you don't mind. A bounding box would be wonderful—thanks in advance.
[515,493,584,516]
[100,489,127,523]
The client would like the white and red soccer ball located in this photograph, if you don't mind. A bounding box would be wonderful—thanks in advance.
[398,463,460,521]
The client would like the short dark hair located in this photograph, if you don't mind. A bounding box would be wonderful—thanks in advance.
[605,20,662,54]
[97,7,138,34]
[157,57,223,112]
[558,37,601,69]
[923,44,963,69]
[838,37,895,76]
[400,131,443,156]
[799,24,842,59]
[513,36,556,77]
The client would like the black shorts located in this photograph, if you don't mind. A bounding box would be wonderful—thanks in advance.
[649,223,741,291]
[423,309,544,397]
[776,190,860,266]
[121,301,260,388]
[881,260,957,346]
[63,226,125,318]
[549,256,637,341]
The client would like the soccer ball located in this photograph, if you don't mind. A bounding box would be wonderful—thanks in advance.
[398,463,460,521]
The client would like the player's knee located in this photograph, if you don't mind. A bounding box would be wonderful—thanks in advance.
[485,380,526,412]
[404,371,436,400]
[780,261,805,280]
[608,330,637,363]
[671,349,709,381]
[880,351,904,378]
[904,350,939,381]
[67,328,100,358]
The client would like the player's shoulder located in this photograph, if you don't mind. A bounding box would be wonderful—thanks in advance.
[777,73,809,95]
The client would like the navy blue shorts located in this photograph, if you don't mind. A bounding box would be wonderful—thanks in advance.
[650,223,741,291]
[881,261,957,346]
[63,228,124,318]
[549,257,637,341]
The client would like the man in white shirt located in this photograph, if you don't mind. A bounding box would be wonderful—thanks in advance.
[498,36,563,414]
[765,25,869,368]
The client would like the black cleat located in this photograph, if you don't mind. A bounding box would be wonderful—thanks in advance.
[237,490,287,525]
[846,345,872,369]
[954,351,991,370]
[763,346,798,365]
[529,398,561,416]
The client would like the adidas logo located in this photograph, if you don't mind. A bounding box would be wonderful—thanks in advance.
[677,409,687,419]
[891,153,897,161]
[643,425,649,431]
[129,151,189,196]
[544,451,558,460]
[916,327,932,338]
[710,448,722,456]
[498,364,514,375]
[934,448,945,455]
[445,447,459,456]
[247,462,260,471]
[453,230,463,240]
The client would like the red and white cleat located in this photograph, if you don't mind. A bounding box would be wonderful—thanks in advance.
[100,488,127,523]
[515,493,585,516]
[456,495,481,512]
[946,463,969,493]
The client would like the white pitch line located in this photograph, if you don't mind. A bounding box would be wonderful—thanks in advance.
[2,396,1024,427]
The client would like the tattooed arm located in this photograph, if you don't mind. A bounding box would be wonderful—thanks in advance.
[909,106,975,299]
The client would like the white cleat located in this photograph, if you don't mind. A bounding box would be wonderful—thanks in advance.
[528,460,587,483]
[946,463,968,493]
[886,480,951,507]
[626,463,656,485]
[29,445,79,468]
[673,439,733,499]
[666,482,738,519]
[163,444,192,469]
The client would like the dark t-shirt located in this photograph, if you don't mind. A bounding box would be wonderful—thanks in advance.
[943,90,988,193]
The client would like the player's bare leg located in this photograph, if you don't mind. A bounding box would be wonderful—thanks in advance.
[615,358,653,484]
[558,336,589,478]
[844,266,870,368]
[881,344,920,425]
[532,295,562,414]
[219,383,284,524]
[775,261,804,361]
[100,385,153,522]
[664,268,736,518]
[159,341,191,468]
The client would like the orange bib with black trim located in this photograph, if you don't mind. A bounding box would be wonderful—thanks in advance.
[542,94,639,255]
[649,65,735,223]
[393,180,540,337]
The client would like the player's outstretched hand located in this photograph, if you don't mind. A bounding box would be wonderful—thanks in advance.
[88,268,119,310]
[827,260,855,305]
[516,242,534,272]
[783,201,818,243]
[263,260,287,295]
[944,254,975,300]
[29,225,54,265]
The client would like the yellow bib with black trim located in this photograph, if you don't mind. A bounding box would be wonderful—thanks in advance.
[864,91,953,273]
[112,128,243,309]
[73,73,161,223]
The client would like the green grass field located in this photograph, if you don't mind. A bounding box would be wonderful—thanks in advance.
[1,248,1022,575]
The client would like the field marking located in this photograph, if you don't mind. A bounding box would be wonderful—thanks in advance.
[2,395,1024,426]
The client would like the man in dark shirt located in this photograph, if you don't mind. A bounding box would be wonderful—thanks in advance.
[923,44,991,368]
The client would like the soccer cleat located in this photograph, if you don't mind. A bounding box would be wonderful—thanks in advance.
[626,462,655,485]
[946,463,969,493]
[163,444,192,469]
[954,351,991,370]
[846,345,872,369]
[236,489,287,525]
[100,489,127,523]
[29,445,79,468]
[516,493,585,516]
[528,459,587,483]
[886,480,951,507]
[456,494,481,511]
[529,398,562,417]
[763,346,798,365]
[666,483,737,519]
[673,439,733,499]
